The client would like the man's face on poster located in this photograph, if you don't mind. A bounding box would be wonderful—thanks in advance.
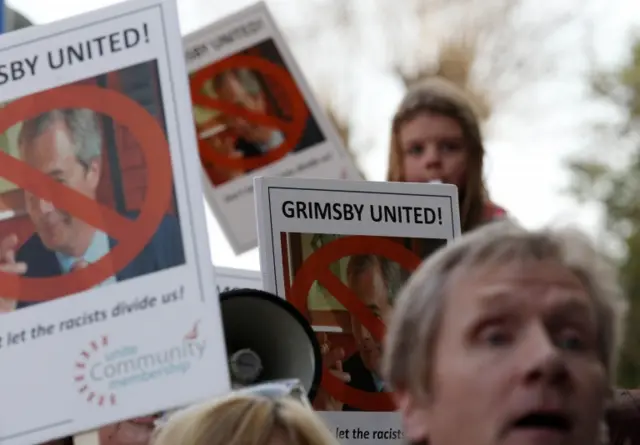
[215,73,270,143]
[20,120,100,253]
[349,262,392,375]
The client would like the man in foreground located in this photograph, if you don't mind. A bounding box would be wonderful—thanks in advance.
[383,220,628,445]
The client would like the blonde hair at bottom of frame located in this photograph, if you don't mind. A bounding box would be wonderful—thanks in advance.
[151,393,339,445]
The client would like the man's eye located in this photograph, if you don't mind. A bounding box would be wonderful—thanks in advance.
[480,327,512,347]
[556,331,586,351]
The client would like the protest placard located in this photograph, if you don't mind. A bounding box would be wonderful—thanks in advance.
[254,176,461,444]
[215,266,262,294]
[64,266,262,445]
[0,0,230,443]
[184,2,362,255]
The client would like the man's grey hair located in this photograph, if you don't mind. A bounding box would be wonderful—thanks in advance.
[212,68,263,97]
[18,109,102,167]
[346,254,403,305]
[382,220,628,401]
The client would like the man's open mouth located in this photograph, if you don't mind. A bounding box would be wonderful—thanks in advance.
[511,410,573,434]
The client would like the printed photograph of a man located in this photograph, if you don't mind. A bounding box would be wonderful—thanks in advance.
[315,254,401,412]
[279,232,439,412]
[212,68,287,159]
[0,61,185,312]
[193,38,325,186]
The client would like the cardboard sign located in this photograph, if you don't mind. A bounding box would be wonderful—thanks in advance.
[0,1,230,443]
[184,2,362,255]
[66,266,262,445]
[254,176,461,444]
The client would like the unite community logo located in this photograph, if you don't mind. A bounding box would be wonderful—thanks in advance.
[74,321,205,406]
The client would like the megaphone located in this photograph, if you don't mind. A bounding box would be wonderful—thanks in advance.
[219,288,322,402]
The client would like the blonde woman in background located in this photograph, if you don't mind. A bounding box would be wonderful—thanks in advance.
[152,393,339,445]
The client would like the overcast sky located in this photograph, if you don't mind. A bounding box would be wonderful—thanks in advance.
[8,0,640,271]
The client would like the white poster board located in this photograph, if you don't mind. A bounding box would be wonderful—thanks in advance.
[215,266,262,293]
[254,176,461,444]
[0,1,230,443]
[68,267,262,445]
[184,2,362,255]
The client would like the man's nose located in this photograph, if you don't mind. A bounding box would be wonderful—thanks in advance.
[521,324,570,388]
[360,325,374,341]
[26,192,56,215]
[36,198,56,214]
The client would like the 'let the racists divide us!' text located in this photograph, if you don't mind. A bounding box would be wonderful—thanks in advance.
[281,200,444,226]
[0,23,151,86]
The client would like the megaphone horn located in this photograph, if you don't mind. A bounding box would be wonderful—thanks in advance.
[219,288,322,402]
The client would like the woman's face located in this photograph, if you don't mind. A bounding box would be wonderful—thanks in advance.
[398,112,469,188]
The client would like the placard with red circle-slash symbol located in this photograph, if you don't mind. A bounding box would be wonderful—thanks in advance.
[0,84,173,302]
[189,54,308,172]
[289,235,422,411]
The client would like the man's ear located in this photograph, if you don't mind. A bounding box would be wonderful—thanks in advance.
[393,390,429,442]
[86,158,101,189]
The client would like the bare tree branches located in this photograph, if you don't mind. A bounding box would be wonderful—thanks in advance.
[283,0,590,163]
[324,103,367,179]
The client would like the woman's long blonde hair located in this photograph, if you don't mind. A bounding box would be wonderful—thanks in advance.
[152,393,339,445]
[387,77,488,233]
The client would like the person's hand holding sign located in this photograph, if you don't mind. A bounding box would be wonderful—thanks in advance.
[313,333,350,411]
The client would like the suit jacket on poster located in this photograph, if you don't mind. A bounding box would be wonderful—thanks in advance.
[234,117,323,162]
[342,353,379,412]
[14,212,185,309]
[235,137,264,158]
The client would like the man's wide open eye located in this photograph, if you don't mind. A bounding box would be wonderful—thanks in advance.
[556,328,590,352]
[474,319,514,347]
[481,326,512,346]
